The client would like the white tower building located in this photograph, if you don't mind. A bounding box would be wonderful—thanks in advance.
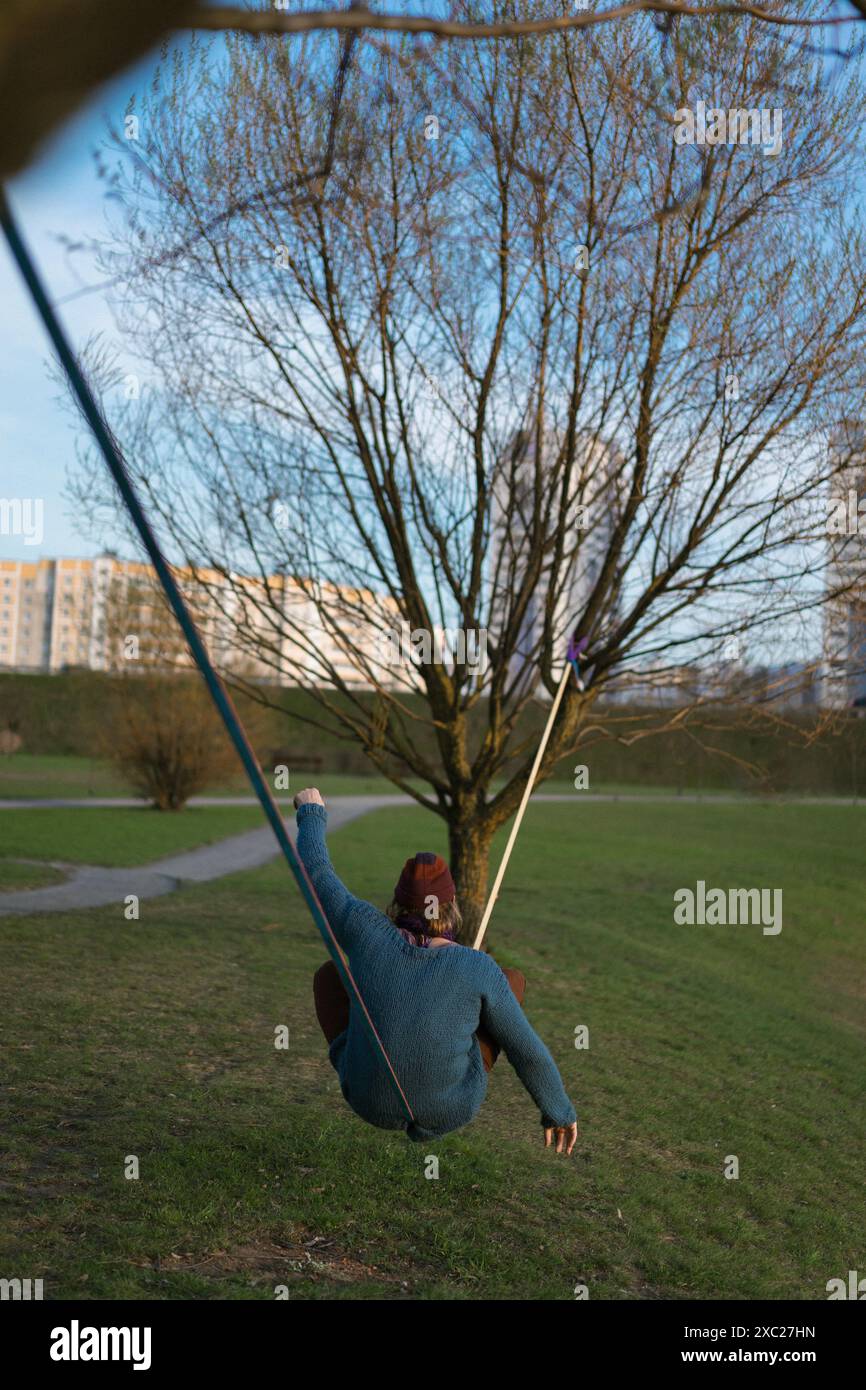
[822,424,866,709]
[489,426,622,696]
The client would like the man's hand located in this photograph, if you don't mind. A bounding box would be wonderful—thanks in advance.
[293,787,325,810]
[544,1121,578,1156]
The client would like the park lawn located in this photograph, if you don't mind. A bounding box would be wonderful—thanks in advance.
[0,755,431,803]
[0,752,751,804]
[0,754,411,802]
[0,806,266,867]
[0,753,266,801]
[0,755,138,800]
[0,859,67,891]
[0,800,863,1301]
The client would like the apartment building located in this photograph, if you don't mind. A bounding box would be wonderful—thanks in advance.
[0,558,55,669]
[0,555,158,673]
[0,555,405,690]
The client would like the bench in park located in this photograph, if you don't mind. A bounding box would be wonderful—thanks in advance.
[270,748,324,774]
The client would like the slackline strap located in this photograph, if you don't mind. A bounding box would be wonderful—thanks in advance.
[472,635,588,950]
[0,186,415,1126]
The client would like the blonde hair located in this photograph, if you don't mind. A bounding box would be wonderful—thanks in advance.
[385,897,464,943]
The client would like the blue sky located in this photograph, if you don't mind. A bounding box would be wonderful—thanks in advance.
[0,3,860,577]
[0,49,172,563]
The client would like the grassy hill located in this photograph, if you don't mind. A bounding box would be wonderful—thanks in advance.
[1,799,862,1299]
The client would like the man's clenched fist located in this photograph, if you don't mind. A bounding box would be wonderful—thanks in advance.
[294,787,325,810]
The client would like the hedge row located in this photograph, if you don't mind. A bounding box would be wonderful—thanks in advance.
[1,670,863,795]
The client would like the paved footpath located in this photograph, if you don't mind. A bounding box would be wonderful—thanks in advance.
[0,795,405,918]
[0,791,860,918]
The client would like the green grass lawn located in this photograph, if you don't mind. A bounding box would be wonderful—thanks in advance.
[0,859,67,891]
[0,800,863,1300]
[0,806,266,867]
[0,753,755,804]
[0,754,388,801]
[0,756,428,800]
[0,755,134,800]
[0,754,427,802]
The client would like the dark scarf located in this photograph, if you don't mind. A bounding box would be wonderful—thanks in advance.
[392,909,458,949]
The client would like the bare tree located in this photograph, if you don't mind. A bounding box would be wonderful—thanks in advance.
[97,567,256,808]
[70,12,866,929]
[3,1,860,177]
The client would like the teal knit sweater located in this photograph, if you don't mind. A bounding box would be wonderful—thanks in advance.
[297,803,577,1142]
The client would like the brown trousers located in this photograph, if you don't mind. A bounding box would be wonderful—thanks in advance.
[313,958,526,1073]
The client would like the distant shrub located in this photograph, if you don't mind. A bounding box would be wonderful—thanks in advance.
[105,674,240,810]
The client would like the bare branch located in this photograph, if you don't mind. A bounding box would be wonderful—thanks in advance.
[195,4,852,41]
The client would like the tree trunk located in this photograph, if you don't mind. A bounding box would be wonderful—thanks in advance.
[447,814,494,947]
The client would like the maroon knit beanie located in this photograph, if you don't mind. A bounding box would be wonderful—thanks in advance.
[394,851,455,912]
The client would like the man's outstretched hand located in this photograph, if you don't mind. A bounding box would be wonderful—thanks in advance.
[544,1121,578,1156]
[294,787,325,810]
